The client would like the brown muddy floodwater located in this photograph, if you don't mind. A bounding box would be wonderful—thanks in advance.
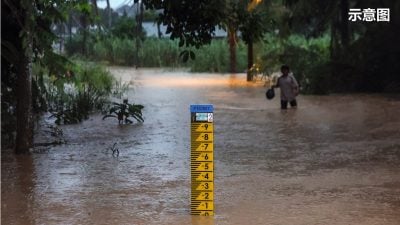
[2,68,400,225]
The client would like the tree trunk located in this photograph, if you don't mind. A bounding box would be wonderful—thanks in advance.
[80,14,88,56]
[157,21,162,38]
[330,14,341,60]
[135,1,144,67]
[59,24,63,54]
[15,39,33,154]
[106,0,111,28]
[69,13,72,42]
[339,0,349,48]
[91,0,98,15]
[228,26,237,73]
[91,0,100,30]
[247,40,254,81]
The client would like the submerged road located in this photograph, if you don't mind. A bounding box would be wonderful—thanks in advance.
[2,68,400,225]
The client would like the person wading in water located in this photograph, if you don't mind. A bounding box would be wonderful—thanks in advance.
[273,65,299,109]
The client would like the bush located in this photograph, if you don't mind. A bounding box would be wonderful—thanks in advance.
[43,61,116,124]
[111,15,145,40]
[260,30,400,94]
[103,99,144,124]
[65,35,85,56]
[259,34,330,94]
[64,33,96,57]
[331,24,400,93]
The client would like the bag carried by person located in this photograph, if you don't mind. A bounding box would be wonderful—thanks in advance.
[266,88,275,100]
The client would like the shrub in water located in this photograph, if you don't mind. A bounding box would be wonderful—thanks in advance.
[103,99,144,124]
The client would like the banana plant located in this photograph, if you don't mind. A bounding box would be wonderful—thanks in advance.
[103,99,144,124]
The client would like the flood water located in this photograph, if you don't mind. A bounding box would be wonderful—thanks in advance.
[2,68,400,225]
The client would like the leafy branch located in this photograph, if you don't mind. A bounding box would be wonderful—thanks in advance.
[103,100,144,124]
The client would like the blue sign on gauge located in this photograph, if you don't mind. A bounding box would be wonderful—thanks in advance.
[191,105,213,123]
[190,104,214,113]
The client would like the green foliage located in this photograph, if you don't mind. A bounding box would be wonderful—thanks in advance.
[111,15,146,39]
[49,93,90,125]
[1,0,75,149]
[64,0,399,95]
[74,62,114,104]
[188,40,246,73]
[282,0,336,37]
[112,78,130,99]
[330,23,400,93]
[179,50,196,63]
[281,0,400,93]
[65,34,87,56]
[138,38,181,67]
[43,61,115,125]
[144,0,224,48]
[110,38,136,65]
[67,34,250,72]
[259,34,331,94]
[95,37,136,65]
[237,0,270,44]
[103,100,144,124]
[75,1,92,14]
[143,9,158,21]
[66,34,134,66]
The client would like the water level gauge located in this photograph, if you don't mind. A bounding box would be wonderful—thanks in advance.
[190,104,214,216]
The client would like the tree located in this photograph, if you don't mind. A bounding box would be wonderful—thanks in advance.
[227,25,238,73]
[135,0,145,67]
[282,0,363,58]
[143,0,225,60]
[2,0,33,153]
[106,0,112,28]
[218,0,271,75]
[223,0,240,73]
[75,1,96,55]
[238,1,269,80]
[143,0,269,78]
[1,0,78,153]
[282,0,400,92]
[111,14,145,39]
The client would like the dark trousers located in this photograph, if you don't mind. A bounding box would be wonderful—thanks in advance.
[281,99,297,109]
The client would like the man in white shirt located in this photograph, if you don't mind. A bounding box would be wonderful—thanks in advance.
[274,65,299,109]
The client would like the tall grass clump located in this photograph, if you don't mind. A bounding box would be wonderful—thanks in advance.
[91,37,136,65]
[35,61,116,124]
[66,34,249,73]
[188,39,228,72]
[139,38,181,67]
[188,39,247,73]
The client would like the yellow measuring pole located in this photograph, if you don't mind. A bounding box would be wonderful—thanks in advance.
[190,105,214,216]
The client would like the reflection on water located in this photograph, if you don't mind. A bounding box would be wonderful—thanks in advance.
[2,68,400,225]
[2,155,35,225]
